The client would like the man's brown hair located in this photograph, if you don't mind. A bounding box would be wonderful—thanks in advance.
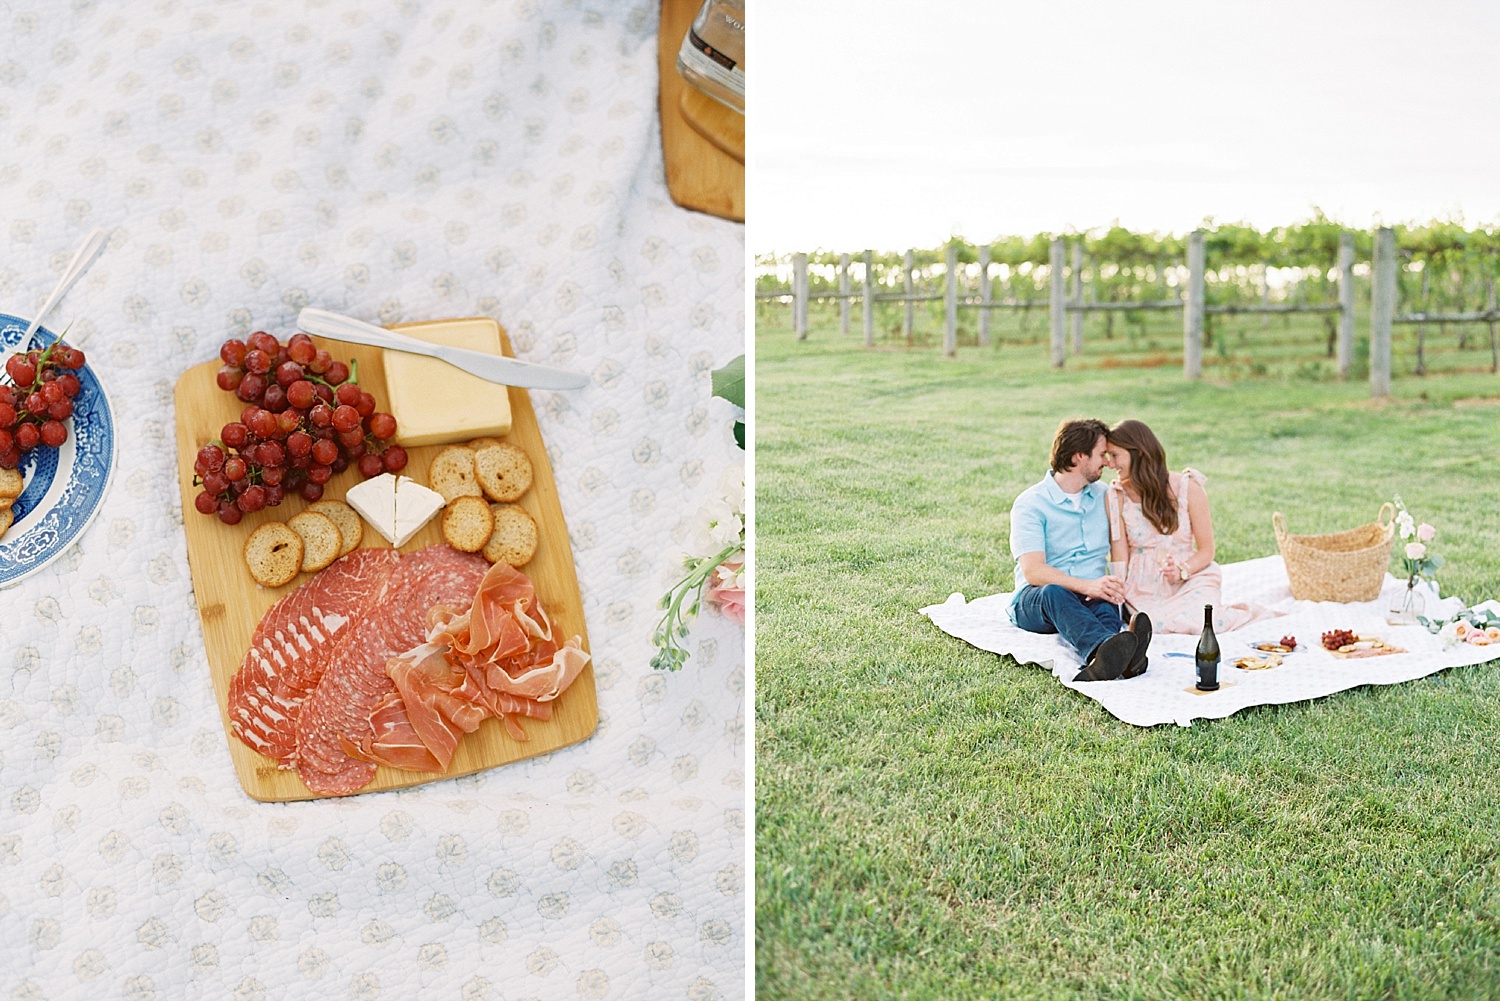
[1050,418,1109,474]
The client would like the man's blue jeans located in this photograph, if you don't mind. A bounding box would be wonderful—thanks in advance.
[1012,584,1123,660]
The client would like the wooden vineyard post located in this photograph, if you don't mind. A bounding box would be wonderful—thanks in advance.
[1070,241,1084,355]
[793,252,808,340]
[863,250,875,348]
[1337,232,1355,379]
[1370,226,1395,397]
[1417,267,1429,376]
[1261,263,1270,329]
[1049,238,1066,367]
[978,245,992,347]
[839,253,851,335]
[902,250,915,341]
[944,244,958,357]
[1488,275,1498,373]
[1183,230,1205,379]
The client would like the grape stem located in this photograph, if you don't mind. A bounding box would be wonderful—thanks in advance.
[302,356,358,392]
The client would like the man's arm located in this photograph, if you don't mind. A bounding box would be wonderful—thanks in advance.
[1017,551,1125,604]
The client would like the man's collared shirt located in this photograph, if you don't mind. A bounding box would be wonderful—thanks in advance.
[1007,471,1110,613]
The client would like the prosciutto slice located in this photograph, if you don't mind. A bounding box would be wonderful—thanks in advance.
[429,563,591,703]
[348,563,588,772]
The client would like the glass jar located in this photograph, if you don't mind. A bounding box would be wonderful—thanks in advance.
[676,0,744,114]
[1386,577,1425,626]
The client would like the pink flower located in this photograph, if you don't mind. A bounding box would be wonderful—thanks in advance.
[1404,542,1427,560]
[706,558,746,625]
[1417,523,1436,542]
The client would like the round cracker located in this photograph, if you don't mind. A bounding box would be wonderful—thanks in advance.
[288,510,341,573]
[307,499,363,556]
[428,445,482,503]
[474,441,533,503]
[482,503,538,566]
[243,522,304,587]
[0,506,12,538]
[0,466,22,500]
[442,495,494,553]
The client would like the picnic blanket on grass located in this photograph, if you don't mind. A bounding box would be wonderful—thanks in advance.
[920,556,1500,727]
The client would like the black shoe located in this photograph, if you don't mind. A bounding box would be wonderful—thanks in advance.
[1073,631,1138,682]
[1122,612,1152,678]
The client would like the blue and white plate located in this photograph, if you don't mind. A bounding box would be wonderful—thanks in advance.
[0,314,116,588]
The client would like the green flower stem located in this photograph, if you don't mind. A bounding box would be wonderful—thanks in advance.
[651,541,743,671]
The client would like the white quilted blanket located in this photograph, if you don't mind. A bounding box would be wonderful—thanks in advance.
[921,557,1500,727]
[0,4,745,999]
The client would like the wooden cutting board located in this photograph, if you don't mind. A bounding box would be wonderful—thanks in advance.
[680,86,744,163]
[173,320,597,801]
[659,0,744,222]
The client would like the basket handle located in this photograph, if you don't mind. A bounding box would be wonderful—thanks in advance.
[1272,511,1288,541]
[1376,501,1396,530]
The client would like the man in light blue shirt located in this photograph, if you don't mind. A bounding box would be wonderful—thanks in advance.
[1008,418,1151,681]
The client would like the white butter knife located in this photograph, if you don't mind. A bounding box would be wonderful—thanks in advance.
[296,308,588,391]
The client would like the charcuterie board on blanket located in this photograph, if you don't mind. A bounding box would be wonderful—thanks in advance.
[174,321,597,801]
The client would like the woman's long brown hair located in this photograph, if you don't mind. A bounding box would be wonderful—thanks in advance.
[1108,419,1177,535]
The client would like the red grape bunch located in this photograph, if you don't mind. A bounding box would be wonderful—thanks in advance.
[0,341,88,469]
[192,330,406,525]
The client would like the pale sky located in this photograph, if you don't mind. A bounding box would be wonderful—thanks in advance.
[748,1,1500,254]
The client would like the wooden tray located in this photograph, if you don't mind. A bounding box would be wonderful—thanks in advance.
[658,0,744,222]
[173,321,597,801]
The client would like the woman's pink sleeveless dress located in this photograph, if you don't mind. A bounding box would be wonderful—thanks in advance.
[1106,469,1274,634]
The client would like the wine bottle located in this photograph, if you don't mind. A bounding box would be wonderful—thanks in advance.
[1195,604,1220,691]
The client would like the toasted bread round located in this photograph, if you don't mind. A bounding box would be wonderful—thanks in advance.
[441,495,493,553]
[482,503,538,566]
[288,510,341,573]
[474,442,532,503]
[428,446,482,503]
[243,522,304,587]
[0,506,12,538]
[307,499,362,556]
[0,494,12,509]
[468,436,504,451]
[0,466,21,500]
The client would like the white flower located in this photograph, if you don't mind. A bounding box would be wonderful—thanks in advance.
[1396,512,1415,540]
[689,468,746,557]
[1404,542,1427,560]
[1439,619,1462,649]
[715,467,744,515]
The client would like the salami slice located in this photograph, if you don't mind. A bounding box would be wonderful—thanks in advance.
[226,548,400,765]
[378,546,490,652]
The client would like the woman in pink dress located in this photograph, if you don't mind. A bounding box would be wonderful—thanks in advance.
[1104,419,1274,634]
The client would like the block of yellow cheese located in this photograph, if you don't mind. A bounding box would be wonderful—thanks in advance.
[383,318,514,447]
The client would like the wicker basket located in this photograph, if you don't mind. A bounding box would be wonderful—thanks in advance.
[1272,502,1395,602]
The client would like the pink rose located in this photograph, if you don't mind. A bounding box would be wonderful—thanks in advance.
[706,558,746,625]
[1417,523,1436,542]
[1404,542,1427,560]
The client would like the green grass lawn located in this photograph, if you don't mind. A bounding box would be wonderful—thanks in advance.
[754,306,1500,1000]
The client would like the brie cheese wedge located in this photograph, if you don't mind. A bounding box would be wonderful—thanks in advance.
[344,473,447,548]
[392,476,445,547]
[344,474,399,544]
